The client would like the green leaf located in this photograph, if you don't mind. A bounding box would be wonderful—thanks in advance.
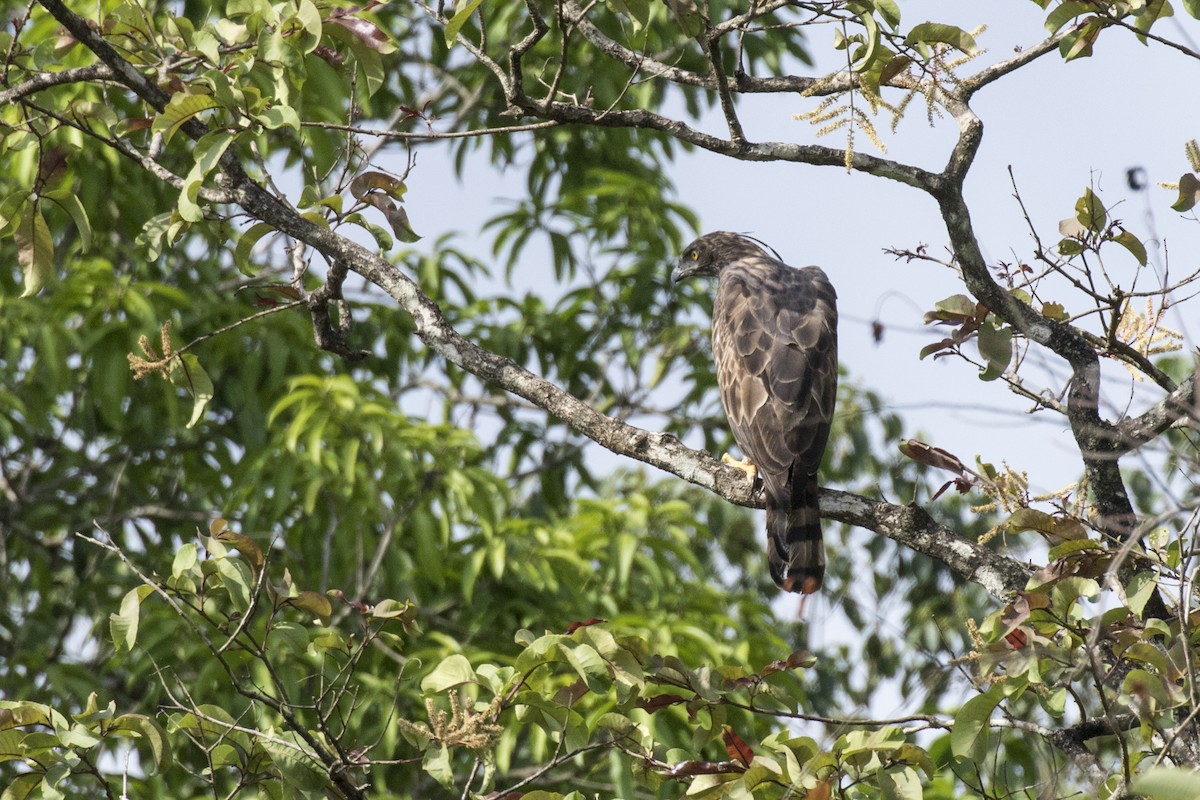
[269,621,310,655]
[137,211,176,260]
[292,0,323,50]
[1050,576,1100,618]
[168,353,214,429]
[152,91,219,144]
[214,556,255,612]
[1184,0,1200,19]
[1044,1,1093,33]
[172,543,199,579]
[1060,18,1103,61]
[904,21,978,54]
[179,130,233,222]
[1,773,43,800]
[951,683,1006,761]
[256,104,300,131]
[1046,538,1103,561]
[927,293,978,321]
[563,642,611,692]
[1057,237,1085,256]
[444,0,485,46]
[1112,229,1148,265]
[1133,0,1173,44]
[608,0,650,29]
[664,0,706,37]
[976,320,1012,381]
[853,11,881,72]
[108,714,173,773]
[233,221,276,275]
[1130,767,1200,799]
[877,765,922,800]
[1074,187,1108,231]
[109,585,156,652]
[1126,571,1158,618]
[0,193,26,233]
[282,590,332,624]
[15,202,53,297]
[423,744,454,787]
[872,0,901,29]
[1003,508,1086,541]
[1170,173,1200,212]
[43,187,91,253]
[369,598,415,621]
[1041,301,1069,321]
[422,653,477,693]
[322,22,386,98]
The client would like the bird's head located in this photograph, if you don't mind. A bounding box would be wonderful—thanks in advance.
[671,231,770,284]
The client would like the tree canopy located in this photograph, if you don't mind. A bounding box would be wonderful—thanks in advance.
[2,1,1200,799]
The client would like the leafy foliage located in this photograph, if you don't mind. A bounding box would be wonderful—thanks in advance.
[3,0,1200,799]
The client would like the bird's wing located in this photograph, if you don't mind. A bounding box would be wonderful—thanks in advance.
[712,257,838,497]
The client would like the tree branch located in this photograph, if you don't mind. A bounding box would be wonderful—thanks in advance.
[958,28,1076,100]
[0,63,115,104]
[1117,364,1200,449]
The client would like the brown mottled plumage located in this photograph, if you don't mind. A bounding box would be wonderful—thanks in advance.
[672,232,838,594]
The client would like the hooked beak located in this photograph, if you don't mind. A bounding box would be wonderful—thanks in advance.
[671,261,698,284]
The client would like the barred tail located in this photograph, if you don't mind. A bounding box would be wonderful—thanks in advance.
[765,475,824,594]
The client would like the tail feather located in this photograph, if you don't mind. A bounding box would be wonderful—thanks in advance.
[765,475,824,594]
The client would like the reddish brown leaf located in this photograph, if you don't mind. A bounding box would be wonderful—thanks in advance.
[930,475,974,501]
[899,439,968,476]
[554,679,590,707]
[564,617,607,634]
[211,528,264,572]
[721,725,753,767]
[327,8,392,51]
[919,336,959,360]
[313,44,345,67]
[636,694,688,713]
[1004,628,1029,649]
[349,170,406,201]
[806,780,833,800]
[36,146,71,193]
[120,118,154,134]
[279,590,333,624]
[759,649,814,677]
[332,589,370,614]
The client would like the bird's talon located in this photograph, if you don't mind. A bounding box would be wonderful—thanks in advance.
[721,453,758,482]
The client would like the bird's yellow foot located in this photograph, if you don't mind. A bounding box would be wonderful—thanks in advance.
[721,453,758,482]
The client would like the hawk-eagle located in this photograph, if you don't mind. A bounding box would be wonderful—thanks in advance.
[672,232,838,594]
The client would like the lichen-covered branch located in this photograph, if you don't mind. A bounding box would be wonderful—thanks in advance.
[0,63,115,104]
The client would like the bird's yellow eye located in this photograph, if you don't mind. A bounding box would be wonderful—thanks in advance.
[690,250,699,260]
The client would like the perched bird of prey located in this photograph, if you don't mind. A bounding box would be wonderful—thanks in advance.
[672,232,838,594]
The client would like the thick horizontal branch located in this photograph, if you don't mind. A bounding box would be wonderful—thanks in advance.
[958,29,1075,100]
[299,119,563,140]
[510,95,936,190]
[1118,364,1200,448]
[0,63,115,105]
[823,490,1029,598]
